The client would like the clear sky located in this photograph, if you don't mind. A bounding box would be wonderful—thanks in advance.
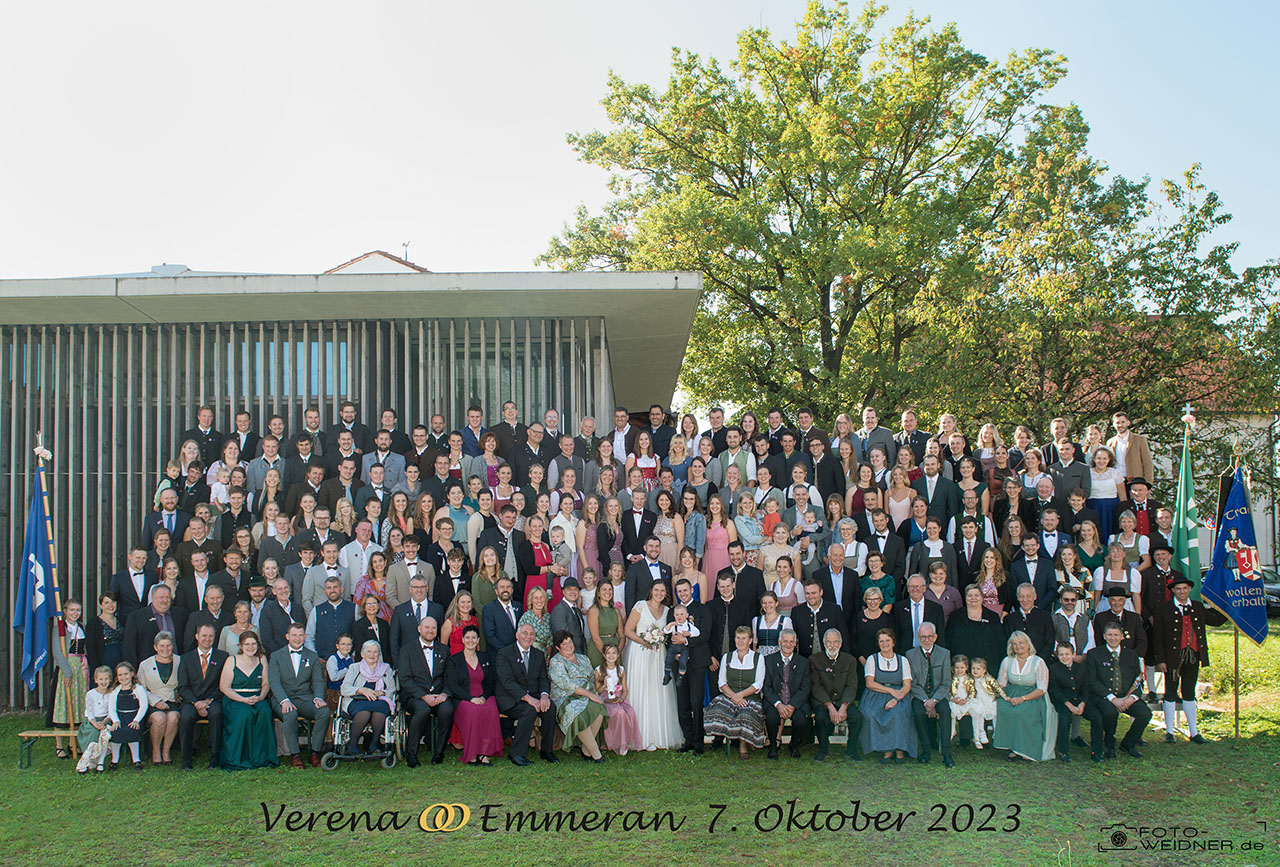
[1,1,1274,279]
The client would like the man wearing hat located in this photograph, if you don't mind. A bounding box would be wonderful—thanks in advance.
[549,577,588,654]
[1092,586,1146,656]
[1119,477,1161,536]
[1152,574,1209,744]
[246,577,270,630]
[1141,545,1183,700]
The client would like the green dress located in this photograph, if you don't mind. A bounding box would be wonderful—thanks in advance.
[221,661,278,770]
[588,605,623,669]
[471,575,499,612]
[550,652,608,739]
[518,610,552,652]
[991,656,1056,762]
[1077,545,1105,575]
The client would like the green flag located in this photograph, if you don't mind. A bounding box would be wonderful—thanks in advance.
[1173,428,1202,600]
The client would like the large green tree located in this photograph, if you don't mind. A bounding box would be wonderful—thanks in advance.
[542,1,1276,479]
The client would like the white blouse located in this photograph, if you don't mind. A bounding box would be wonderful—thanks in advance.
[717,649,765,690]
[84,688,112,720]
[1090,467,1124,499]
[997,655,1049,691]
[864,653,912,680]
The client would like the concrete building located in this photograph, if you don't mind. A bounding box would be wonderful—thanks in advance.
[0,256,702,704]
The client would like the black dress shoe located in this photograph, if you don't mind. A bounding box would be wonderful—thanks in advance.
[133,761,144,771]
[540,751,560,763]
[431,755,444,765]
[943,754,955,768]
[917,753,931,764]
[1189,734,1207,744]
[405,756,421,768]
[510,756,533,767]
[1123,745,1143,759]
[677,744,694,753]
[711,736,724,749]
[1091,753,1104,763]
[767,748,779,760]
[1104,748,1117,759]
[593,756,607,764]
[693,748,704,756]
[814,751,827,762]
[1070,737,1088,749]
[1164,733,1175,744]
[1058,752,1072,763]
[790,747,801,759]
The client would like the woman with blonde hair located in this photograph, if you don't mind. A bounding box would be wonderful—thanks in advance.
[830,413,855,450]
[664,435,694,488]
[332,498,356,538]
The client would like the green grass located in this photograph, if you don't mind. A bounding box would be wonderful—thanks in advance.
[1,626,1276,867]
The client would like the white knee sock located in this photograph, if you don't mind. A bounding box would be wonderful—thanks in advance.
[110,743,120,762]
[1182,701,1198,737]
[129,742,141,761]
[1162,701,1177,733]
[1146,668,1158,692]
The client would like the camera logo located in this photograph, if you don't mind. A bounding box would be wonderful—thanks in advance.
[1099,823,1140,851]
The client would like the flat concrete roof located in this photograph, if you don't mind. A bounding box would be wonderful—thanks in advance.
[0,270,703,410]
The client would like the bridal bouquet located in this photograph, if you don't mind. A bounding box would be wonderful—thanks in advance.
[641,625,664,649]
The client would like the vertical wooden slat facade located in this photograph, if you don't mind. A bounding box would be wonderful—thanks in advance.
[0,316,608,706]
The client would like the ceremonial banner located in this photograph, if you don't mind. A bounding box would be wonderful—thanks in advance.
[1201,467,1269,645]
[1171,430,1202,600]
[14,462,60,691]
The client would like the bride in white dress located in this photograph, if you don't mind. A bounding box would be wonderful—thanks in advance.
[623,582,684,750]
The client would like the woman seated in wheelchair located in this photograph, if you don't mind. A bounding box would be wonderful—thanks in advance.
[338,640,398,756]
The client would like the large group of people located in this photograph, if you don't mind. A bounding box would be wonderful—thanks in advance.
[47,401,1215,772]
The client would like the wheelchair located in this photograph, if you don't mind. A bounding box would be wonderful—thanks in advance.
[319,707,404,770]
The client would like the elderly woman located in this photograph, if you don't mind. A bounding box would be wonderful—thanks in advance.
[340,639,398,756]
[550,630,609,762]
[993,630,1057,762]
[851,587,894,669]
[703,626,768,759]
[860,628,917,763]
[219,601,254,657]
[445,625,503,765]
[137,631,182,765]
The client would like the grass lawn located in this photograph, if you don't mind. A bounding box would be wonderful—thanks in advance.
[1,625,1276,867]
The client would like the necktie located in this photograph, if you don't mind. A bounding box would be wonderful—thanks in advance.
[507,605,516,627]
[165,513,174,533]
[1111,651,1122,693]
[912,603,921,646]
[200,652,208,677]
[924,651,934,693]
[521,649,529,673]
[414,603,422,624]
[966,540,972,561]
[780,658,791,705]
[927,478,935,498]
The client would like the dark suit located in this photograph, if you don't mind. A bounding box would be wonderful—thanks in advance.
[109,569,156,621]
[619,509,658,563]
[906,541,959,588]
[905,644,952,760]
[509,441,551,488]
[397,639,455,763]
[864,531,907,589]
[1083,644,1152,752]
[123,605,189,666]
[389,600,446,658]
[326,422,372,455]
[142,510,191,550]
[182,426,223,467]
[283,479,323,518]
[809,454,846,507]
[674,598,713,751]
[494,643,557,760]
[445,650,496,703]
[481,599,522,652]
[955,538,991,586]
[762,651,812,751]
[182,606,232,652]
[259,599,307,654]
[177,647,227,766]
[1047,658,1103,755]
[910,474,961,521]
[720,564,768,612]
[491,421,528,461]
[895,429,930,465]
[893,597,946,649]
[1003,605,1056,658]
[1150,599,1210,702]
[177,573,227,616]
[1009,553,1058,609]
[351,616,391,657]
[1092,608,1146,656]
[704,593,754,663]
[792,601,848,659]
[175,537,223,577]
[549,600,589,654]
[624,558,673,613]
[817,566,861,615]
[175,479,212,515]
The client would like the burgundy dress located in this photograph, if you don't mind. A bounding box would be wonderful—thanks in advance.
[452,660,503,763]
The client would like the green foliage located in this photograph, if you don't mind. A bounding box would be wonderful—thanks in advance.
[542,0,1278,487]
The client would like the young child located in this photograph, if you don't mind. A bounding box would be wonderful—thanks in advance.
[210,466,232,512]
[966,657,1007,748]
[948,655,980,745]
[153,460,183,510]
[325,634,355,717]
[78,665,115,772]
[662,604,700,685]
[594,644,642,756]
[107,662,149,770]
[796,509,824,568]
[578,567,599,611]
[548,525,575,581]
[760,497,782,537]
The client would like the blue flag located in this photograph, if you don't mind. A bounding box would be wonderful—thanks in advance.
[1202,468,1269,646]
[14,464,60,691]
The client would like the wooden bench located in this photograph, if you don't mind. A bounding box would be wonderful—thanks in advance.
[17,730,77,768]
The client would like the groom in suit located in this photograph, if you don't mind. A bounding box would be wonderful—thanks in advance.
[267,623,331,767]
[494,623,559,766]
[176,622,228,770]
[671,579,712,754]
[625,536,673,612]
[397,616,455,767]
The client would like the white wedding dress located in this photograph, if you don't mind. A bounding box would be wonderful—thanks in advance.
[625,601,684,750]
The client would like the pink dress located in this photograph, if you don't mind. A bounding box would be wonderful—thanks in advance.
[579,522,600,577]
[703,522,731,582]
[451,659,504,763]
[600,665,643,754]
